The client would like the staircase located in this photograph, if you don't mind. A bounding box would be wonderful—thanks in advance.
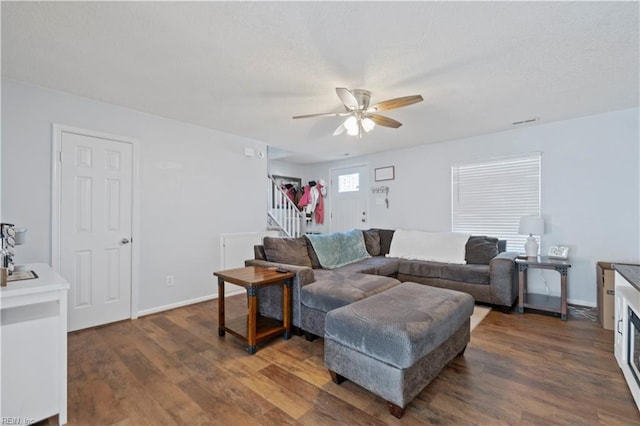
[267,176,305,237]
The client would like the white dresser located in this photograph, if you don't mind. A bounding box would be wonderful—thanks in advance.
[1,264,70,424]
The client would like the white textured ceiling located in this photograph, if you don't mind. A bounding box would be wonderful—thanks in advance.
[2,2,639,163]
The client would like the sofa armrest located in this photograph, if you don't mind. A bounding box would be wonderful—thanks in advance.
[254,245,267,261]
[489,252,518,307]
[244,259,315,286]
[244,259,315,328]
[490,251,518,264]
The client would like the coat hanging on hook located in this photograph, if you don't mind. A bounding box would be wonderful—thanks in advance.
[298,180,327,223]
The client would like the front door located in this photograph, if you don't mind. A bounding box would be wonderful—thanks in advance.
[57,129,133,331]
[330,165,369,232]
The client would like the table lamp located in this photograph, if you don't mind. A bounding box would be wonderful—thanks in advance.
[518,216,544,258]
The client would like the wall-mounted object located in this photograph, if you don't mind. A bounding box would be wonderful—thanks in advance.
[372,186,390,208]
[375,166,395,181]
[371,186,389,194]
[244,147,264,158]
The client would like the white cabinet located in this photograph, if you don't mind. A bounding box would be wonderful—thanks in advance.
[614,270,640,411]
[1,264,70,424]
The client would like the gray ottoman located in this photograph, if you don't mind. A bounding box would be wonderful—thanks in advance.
[324,282,474,418]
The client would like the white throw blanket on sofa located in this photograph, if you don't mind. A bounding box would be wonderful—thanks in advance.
[387,230,471,264]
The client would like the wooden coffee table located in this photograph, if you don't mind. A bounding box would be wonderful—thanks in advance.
[214,266,294,354]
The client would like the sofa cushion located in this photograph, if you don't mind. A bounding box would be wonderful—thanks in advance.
[441,264,490,285]
[373,228,395,256]
[331,256,400,277]
[263,236,312,267]
[363,229,381,256]
[300,271,400,313]
[466,236,499,265]
[398,259,446,278]
[305,230,370,269]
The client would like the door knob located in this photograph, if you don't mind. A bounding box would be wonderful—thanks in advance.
[121,238,131,245]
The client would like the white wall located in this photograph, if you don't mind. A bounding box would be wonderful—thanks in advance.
[290,108,640,306]
[1,79,267,312]
[268,159,307,179]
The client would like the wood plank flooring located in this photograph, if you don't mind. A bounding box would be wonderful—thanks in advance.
[61,295,640,425]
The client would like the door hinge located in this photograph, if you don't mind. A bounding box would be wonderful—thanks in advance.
[58,151,63,163]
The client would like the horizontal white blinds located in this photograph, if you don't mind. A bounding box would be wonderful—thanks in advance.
[452,153,541,252]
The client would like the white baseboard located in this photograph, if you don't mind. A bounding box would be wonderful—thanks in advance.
[136,289,246,317]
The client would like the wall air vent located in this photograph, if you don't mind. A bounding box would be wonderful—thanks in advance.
[513,117,540,126]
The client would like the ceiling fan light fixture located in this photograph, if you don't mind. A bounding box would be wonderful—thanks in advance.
[293,87,423,137]
[362,117,376,132]
[344,116,359,135]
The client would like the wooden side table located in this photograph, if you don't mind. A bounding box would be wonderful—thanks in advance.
[214,266,294,354]
[516,256,571,320]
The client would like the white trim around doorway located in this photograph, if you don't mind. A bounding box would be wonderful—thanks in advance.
[51,124,141,319]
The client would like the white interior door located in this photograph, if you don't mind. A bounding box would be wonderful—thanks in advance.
[58,130,133,331]
[330,165,369,232]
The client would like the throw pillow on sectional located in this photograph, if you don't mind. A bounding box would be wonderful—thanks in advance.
[263,236,313,267]
[465,236,499,265]
[363,229,381,256]
[373,228,396,256]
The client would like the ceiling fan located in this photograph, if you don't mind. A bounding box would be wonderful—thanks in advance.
[293,88,423,138]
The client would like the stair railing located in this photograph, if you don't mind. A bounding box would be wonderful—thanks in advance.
[267,176,304,238]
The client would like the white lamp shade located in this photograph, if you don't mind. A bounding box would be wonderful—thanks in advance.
[362,117,376,132]
[518,216,544,235]
[344,116,358,132]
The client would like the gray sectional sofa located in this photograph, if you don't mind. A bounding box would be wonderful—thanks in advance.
[245,228,518,338]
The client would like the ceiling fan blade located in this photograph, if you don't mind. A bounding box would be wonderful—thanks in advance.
[292,112,349,119]
[367,95,423,112]
[336,87,359,110]
[333,120,347,136]
[367,114,403,128]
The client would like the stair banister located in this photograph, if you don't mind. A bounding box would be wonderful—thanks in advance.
[267,176,304,238]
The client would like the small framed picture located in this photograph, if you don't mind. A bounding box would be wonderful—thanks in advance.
[547,246,569,259]
[375,166,395,181]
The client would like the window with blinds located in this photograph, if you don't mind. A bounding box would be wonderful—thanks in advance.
[451,153,541,252]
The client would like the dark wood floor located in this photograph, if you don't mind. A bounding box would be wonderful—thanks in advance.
[62,295,640,425]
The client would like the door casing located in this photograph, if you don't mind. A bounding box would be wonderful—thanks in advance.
[51,124,140,322]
